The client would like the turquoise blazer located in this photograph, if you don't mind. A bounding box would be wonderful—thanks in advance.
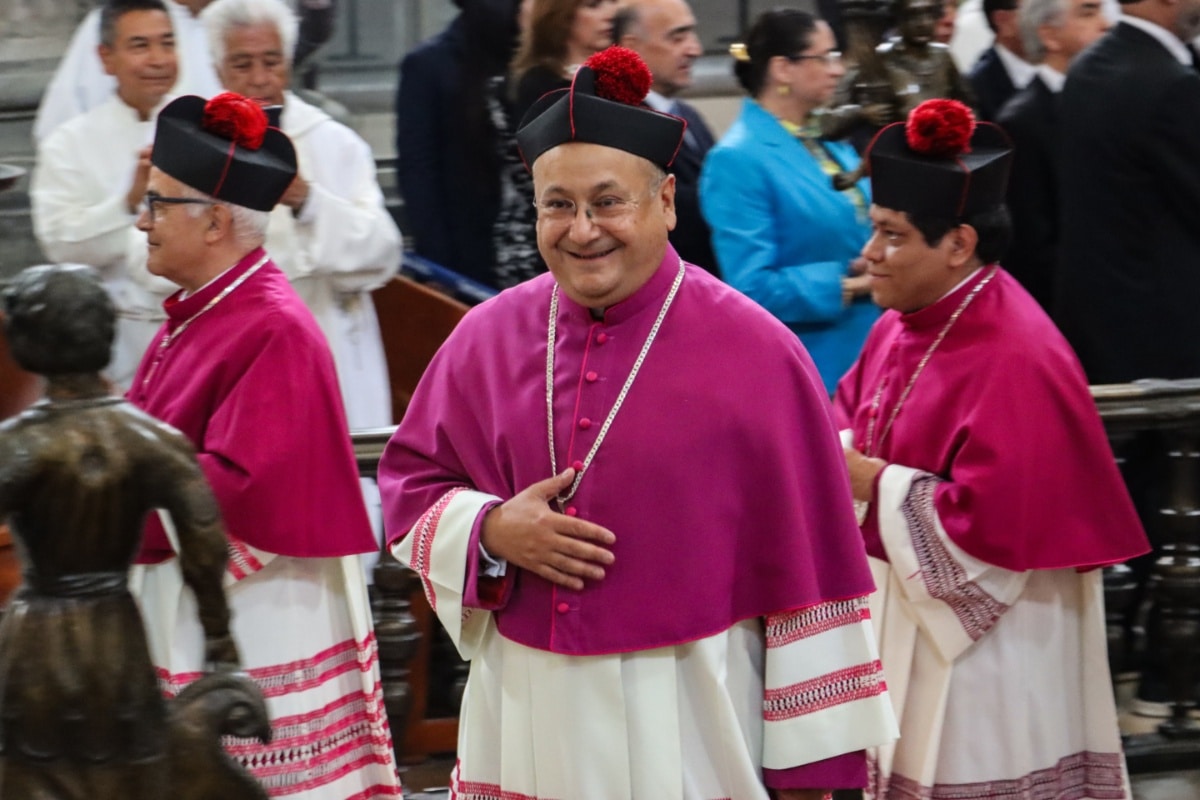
[700,98,879,392]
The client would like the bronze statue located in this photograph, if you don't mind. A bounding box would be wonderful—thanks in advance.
[0,264,268,799]
[823,0,976,187]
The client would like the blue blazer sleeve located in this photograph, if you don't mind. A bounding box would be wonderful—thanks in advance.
[700,139,851,326]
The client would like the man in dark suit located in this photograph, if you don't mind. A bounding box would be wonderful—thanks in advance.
[968,0,1035,119]
[395,0,521,288]
[996,0,1109,310]
[615,0,721,277]
[1057,0,1200,384]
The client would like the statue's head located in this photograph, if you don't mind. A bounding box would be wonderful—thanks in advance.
[2,264,115,376]
[895,0,941,45]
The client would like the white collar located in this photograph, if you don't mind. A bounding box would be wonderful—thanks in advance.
[1036,63,1066,92]
[994,43,1037,89]
[1120,14,1192,64]
[644,90,675,113]
[179,261,238,300]
[935,267,984,304]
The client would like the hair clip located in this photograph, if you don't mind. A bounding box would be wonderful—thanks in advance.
[729,42,750,62]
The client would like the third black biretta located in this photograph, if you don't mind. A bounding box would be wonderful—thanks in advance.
[866,99,1013,219]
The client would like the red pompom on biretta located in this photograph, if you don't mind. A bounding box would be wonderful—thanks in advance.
[585,46,653,106]
[905,99,976,157]
[201,92,269,150]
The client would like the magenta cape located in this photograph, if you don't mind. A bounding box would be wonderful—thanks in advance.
[379,246,876,656]
[128,248,375,561]
[835,267,1149,571]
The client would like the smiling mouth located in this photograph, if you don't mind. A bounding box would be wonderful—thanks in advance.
[568,247,618,261]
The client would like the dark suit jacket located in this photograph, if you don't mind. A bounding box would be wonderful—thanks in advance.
[395,17,499,285]
[669,99,720,277]
[968,46,1017,121]
[1057,22,1200,383]
[996,76,1058,311]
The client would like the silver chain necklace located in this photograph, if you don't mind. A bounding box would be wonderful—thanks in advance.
[141,253,270,389]
[863,266,998,458]
[546,259,686,510]
[854,266,996,525]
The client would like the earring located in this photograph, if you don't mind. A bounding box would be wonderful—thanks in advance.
[777,84,791,96]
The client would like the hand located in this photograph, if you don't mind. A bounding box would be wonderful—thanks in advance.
[844,446,886,502]
[861,102,895,127]
[279,174,310,213]
[125,145,153,215]
[847,256,869,276]
[481,469,616,591]
[842,274,873,306]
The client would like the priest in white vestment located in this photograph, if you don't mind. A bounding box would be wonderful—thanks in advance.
[31,0,182,391]
[34,0,221,143]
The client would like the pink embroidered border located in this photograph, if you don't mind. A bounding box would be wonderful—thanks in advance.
[766,596,871,649]
[873,750,1126,799]
[156,633,380,699]
[764,660,886,721]
[227,535,264,582]
[902,475,1009,641]
[410,487,466,611]
[453,782,729,800]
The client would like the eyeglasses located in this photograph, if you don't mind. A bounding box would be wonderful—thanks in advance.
[139,190,215,222]
[789,51,843,66]
[532,191,654,224]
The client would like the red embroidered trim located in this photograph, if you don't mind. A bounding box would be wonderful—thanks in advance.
[155,636,397,794]
[876,750,1126,799]
[226,535,264,581]
[410,487,466,611]
[454,782,548,800]
[902,475,1010,641]
[453,783,728,800]
[765,596,871,649]
[764,660,886,721]
[156,633,380,699]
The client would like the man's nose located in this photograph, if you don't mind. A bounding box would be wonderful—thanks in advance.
[567,206,601,240]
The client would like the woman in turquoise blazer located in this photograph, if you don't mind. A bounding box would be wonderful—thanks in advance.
[700,9,878,393]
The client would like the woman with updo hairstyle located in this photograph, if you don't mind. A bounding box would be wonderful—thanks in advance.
[699,8,878,394]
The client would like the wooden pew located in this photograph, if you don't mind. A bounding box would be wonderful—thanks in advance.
[370,275,471,763]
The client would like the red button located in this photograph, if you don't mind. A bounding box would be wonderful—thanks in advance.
[596,332,608,344]
[565,506,578,517]
[579,418,592,430]
[572,460,584,471]
[556,602,570,614]
[585,371,598,382]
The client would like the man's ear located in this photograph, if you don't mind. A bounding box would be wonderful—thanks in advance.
[658,172,677,231]
[204,203,232,243]
[947,223,979,268]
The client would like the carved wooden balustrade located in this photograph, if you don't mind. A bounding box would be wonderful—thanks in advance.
[1093,379,1200,772]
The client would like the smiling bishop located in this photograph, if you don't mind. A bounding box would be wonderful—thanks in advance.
[378,45,899,800]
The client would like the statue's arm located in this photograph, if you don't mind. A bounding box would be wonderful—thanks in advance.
[155,440,241,670]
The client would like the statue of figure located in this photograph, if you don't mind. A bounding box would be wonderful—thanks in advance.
[0,264,268,800]
[823,0,975,186]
